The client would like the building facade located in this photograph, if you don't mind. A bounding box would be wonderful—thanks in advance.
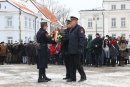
[0,0,37,43]
[0,0,62,43]
[79,0,130,39]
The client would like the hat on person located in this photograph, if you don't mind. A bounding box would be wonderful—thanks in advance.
[104,37,108,40]
[96,33,99,36]
[29,41,33,43]
[41,22,47,28]
[70,16,78,21]
[66,20,71,24]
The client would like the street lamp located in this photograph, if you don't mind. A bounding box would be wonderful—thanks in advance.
[93,14,99,34]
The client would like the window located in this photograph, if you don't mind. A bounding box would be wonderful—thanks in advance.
[7,37,13,44]
[6,17,13,27]
[121,18,126,27]
[111,18,116,27]
[111,5,116,10]
[33,20,35,29]
[121,34,126,37]
[25,17,27,27]
[121,4,125,10]
[88,19,93,28]
[29,18,31,28]
[112,34,116,38]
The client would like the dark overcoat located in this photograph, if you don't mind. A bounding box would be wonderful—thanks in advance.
[68,24,85,54]
[92,37,103,54]
[36,28,56,69]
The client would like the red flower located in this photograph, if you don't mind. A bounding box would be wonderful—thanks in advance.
[58,29,60,32]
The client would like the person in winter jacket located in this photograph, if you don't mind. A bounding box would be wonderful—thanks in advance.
[0,42,8,65]
[103,37,110,66]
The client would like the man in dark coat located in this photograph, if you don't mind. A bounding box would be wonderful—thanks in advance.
[26,41,36,65]
[62,20,71,80]
[92,33,103,67]
[67,16,86,82]
[21,43,27,64]
[36,22,56,82]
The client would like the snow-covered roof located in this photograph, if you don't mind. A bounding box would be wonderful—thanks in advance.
[31,0,63,26]
[103,0,130,2]
[80,7,104,12]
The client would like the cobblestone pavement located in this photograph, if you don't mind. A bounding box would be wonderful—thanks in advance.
[0,64,130,87]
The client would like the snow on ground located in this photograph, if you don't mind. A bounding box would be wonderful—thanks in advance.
[0,64,130,87]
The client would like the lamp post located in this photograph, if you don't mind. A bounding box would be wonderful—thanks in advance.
[93,14,99,34]
[102,12,105,37]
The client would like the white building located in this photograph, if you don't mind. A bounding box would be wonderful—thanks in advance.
[0,0,37,43]
[24,0,63,32]
[79,0,130,39]
[0,0,62,43]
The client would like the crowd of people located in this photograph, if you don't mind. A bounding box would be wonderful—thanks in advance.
[0,41,38,65]
[0,36,130,67]
[84,35,130,67]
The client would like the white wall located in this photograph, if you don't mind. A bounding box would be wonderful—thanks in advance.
[103,1,130,10]
[0,1,38,43]
[80,0,130,39]
[0,1,19,11]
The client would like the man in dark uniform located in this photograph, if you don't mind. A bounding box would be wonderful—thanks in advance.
[26,41,36,65]
[67,16,86,82]
[36,22,56,82]
[92,33,103,67]
[62,20,71,80]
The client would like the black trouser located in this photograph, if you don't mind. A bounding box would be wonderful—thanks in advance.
[64,54,70,78]
[28,56,34,65]
[86,51,92,65]
[94,51,102,66]
[0,56,5,65]
[124,59,128,64]
[69,54,86,80]
[111,56,116,67]
[39,68,45,79]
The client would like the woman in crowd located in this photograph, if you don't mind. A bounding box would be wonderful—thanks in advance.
[118,36,127,66]
[103,37,110,66]
[116,36,121,66]
[110,37,119,67]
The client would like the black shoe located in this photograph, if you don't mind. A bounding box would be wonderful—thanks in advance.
[38,78,48,82]
[67,79,76,82]
[63,77,69,80]
[44,77,51,81]
[78,78,87,82]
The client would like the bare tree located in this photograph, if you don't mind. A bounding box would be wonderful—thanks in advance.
[41,0,71,25]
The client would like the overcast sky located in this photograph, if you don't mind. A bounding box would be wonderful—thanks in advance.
[51,0,103,17]
[16,0,103,18]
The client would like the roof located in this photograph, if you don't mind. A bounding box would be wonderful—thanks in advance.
[7,0,35,16]
[103,0,130,2]
[80,7,104,12]
[31,0,62,25]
